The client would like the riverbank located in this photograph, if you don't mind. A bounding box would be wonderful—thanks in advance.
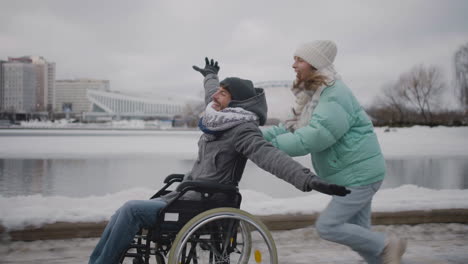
[2,185,468,233]
[2,208,468,241]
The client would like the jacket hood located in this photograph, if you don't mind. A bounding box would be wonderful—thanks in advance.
[228,87,268,126]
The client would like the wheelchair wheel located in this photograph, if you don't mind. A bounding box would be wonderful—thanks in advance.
[167,207,278,264]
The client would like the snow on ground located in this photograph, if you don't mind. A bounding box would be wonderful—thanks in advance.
[0,126,467,231]
[2,224,468,263]
[0,129,201,159]
[17,119,174,130]
[375,126,468,158]
[1,185,467,231]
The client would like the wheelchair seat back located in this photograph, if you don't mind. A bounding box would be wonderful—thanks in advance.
[151,188,242,243]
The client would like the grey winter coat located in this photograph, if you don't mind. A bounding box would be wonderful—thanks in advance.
[162,73,315,201]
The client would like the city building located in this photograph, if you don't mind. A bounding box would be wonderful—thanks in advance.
[85,89,190,121]
[55,79,110,114]
[0,60,37,113]
[0,61,4,111]
[47,61,56,111]
[0,53,291,125]
[7,56,56,112]
[53,79,195,123]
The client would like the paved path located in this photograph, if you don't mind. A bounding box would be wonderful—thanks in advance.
[1,224,467,263]
[274,224,468,264]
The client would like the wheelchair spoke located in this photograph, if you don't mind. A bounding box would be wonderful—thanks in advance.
[168,208,278,264]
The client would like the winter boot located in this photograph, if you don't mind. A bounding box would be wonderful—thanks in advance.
[380,233,407,264]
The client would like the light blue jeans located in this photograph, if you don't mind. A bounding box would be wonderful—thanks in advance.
[89,198,168,264]
[316,181,385,264]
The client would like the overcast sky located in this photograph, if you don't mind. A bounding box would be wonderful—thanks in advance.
[1,0,467,106]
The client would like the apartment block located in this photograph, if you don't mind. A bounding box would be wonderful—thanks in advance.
[55,79,110,113]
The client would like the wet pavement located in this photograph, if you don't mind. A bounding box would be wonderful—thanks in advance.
[1,223,467,263]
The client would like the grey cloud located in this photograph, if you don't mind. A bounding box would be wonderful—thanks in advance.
[1,0,467,105]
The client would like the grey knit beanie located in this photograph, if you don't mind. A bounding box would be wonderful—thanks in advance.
[220,77,256,101]
[294,40,337,70]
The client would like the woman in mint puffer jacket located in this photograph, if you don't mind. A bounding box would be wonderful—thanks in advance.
[263,40,406,264]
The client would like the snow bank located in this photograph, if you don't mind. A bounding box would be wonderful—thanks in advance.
[19,119,144,129]
[0,129,201,159]
[1,126,467,159]
[375,126,468,158]
[1,185,467,231]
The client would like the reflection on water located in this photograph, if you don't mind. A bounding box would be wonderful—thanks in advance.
[1,157,467,198]
[384,158,468,190]
[0,157,195,198]
[0,159,52,196]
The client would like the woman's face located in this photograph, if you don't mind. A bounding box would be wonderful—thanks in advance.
[292,56,316,81]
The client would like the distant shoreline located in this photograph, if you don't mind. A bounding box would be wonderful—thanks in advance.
[0,126,199,131]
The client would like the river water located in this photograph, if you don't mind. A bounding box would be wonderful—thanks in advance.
[0,131,467,198]
[1,156,467,198]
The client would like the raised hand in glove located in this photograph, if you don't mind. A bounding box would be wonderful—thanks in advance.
[192,57,220,77]
[304,172,351,196]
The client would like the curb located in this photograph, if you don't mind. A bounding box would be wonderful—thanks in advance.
[2,209,468,241]
[260,208,468,230]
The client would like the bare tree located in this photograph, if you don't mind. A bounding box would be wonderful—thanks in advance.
[183,101,205,127]
[378,82,408,124]
[454,43,468,111]
[397,65,446,124]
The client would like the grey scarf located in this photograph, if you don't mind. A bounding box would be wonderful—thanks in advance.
[199,102,258,141]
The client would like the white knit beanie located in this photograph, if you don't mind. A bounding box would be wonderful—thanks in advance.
[294,40,337,70]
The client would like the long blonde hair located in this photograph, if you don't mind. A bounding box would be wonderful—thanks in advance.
[293,70,335,91]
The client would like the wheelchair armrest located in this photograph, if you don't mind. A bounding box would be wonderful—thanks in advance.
[176,181,238,194]
[150,173,185,199]
[164,174,185,184]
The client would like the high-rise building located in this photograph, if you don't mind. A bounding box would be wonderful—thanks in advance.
[0,60,4,111]
[7,56,56,112]
[0,61,37,113]
[47,62,56,111]
[55,79,110,114]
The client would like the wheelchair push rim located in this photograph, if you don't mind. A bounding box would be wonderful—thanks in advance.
[167,207,278,264]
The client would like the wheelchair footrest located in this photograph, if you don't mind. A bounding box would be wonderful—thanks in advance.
[124,252,141,258]
[128,243,147,249]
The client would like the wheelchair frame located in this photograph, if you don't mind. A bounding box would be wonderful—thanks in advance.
[119,174,278,264]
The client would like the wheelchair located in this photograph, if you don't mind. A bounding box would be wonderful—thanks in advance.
[119,174,278,264]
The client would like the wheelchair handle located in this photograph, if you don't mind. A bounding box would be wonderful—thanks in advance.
[164,173,185,184]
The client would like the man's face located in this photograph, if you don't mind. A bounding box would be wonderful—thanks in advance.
[292,56,316,81]
[211,87,232,111]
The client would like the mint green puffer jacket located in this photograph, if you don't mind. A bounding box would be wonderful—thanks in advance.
[263,80,385,187]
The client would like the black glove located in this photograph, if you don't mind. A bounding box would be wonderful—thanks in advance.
[327,183,352,196]
[305,173,351,196]
[192,57,220,77]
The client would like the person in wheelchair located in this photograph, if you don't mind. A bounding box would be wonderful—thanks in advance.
[89,58,350,264]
